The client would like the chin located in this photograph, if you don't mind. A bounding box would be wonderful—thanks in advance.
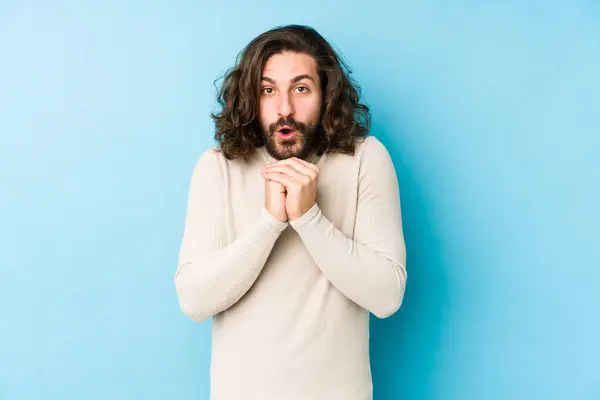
[267,137,301,157]
[266,142,301,160]
[264,125,318,160]
[274,148,302,160]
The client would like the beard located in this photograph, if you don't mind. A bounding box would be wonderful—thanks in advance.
[261,116,321,160]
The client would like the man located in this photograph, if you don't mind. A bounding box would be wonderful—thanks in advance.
[175,24,407,400]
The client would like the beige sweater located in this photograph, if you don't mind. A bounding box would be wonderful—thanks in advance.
[175,135,407,400]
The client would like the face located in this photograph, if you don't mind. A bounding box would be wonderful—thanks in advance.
[258,51,323,160]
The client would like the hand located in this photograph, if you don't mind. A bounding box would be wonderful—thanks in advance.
[261,158,319,221]
[265,178,288,223]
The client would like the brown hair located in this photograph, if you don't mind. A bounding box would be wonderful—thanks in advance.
[211,24,371,160]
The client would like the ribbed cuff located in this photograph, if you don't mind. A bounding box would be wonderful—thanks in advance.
[289,202,321,230]
[260,207,289,233]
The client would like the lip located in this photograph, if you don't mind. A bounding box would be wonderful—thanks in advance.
[277,129,297,139]
[277,126,297,139]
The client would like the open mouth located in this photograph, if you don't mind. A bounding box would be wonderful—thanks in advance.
[277,127,296,138]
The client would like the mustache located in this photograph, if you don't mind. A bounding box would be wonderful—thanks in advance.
[268,117,306,134]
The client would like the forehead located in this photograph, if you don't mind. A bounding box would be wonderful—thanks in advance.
[261,51,317,82]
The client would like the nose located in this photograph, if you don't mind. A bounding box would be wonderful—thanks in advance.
[277,91,294,118]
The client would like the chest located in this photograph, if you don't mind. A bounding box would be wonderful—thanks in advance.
[226,155,360,241]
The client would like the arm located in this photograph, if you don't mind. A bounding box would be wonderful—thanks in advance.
[174,149,288,322]
[289,138,407,318]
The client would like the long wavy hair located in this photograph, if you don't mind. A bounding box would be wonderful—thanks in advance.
[211,24,371,160]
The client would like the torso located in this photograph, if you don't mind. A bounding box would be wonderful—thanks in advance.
[209,140,374,400]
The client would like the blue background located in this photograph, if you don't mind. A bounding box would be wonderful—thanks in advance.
[1,1,599,399]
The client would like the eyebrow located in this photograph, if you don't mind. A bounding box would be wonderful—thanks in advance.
[261,74,315,85]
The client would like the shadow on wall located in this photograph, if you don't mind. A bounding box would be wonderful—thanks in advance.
[369,127,450,399]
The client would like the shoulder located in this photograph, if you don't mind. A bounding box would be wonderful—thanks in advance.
[321,135,393,172]
[191,145,260,180]
[194,146,221,169]
[355,135,394,168]
[190,146,226,183]
[351,136,398,192]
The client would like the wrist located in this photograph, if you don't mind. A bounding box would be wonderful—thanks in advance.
[261,207,289,230]
[289,203,320,228]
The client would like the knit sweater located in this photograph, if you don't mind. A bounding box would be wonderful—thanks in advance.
[174,135,407,400]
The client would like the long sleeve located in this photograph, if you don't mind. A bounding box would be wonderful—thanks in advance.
[174,149,288,322]
[289,137,407,318]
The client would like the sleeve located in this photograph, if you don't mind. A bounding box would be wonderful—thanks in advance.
[289,137,407,318]
[174,149,289,322]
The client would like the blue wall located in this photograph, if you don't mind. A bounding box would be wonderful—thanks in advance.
[1,1,598,399]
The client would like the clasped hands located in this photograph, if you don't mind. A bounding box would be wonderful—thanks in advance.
[261,157,319,223]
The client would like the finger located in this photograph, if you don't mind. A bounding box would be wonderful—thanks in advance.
[275,157,318,175]
[263,166,311,186]
[290,157,319,173]
[263,164,305,178]
[262,172,300,189]
[264,159,317,178]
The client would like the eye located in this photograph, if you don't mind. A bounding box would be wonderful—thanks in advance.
[296,86,309,93]
[261,87,274,95]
